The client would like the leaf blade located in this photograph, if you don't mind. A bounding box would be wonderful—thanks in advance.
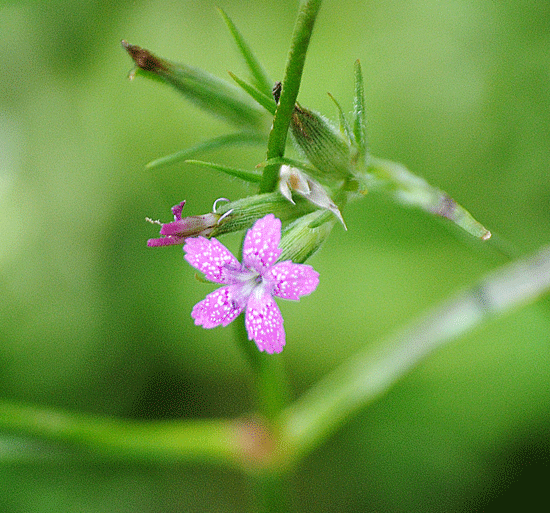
[146,132,266,170]
[229,72,277,115]
[185,159,262,183]
[218,7,273,97]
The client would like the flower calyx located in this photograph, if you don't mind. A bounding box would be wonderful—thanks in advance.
[147,200,222,247]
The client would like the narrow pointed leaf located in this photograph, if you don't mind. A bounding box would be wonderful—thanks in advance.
[229,72,277,115]
[218,8,273,96]
[146,132,266,170]
[328,92,352,141]
[185,160,262,183]
[352,60,368,161]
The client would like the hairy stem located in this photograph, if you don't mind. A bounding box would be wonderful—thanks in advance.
[260,0,323,193]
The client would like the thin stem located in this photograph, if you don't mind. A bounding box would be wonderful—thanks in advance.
[0,400,254,469]
[6,242,548,474]
[256,354,291,423]
[259,0,323,193]
[234,280,290,423]
[275,243,550,467]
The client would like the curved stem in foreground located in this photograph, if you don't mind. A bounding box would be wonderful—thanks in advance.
[275,243,550,467]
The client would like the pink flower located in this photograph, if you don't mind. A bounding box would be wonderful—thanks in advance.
[147,201,220,247]
[183,214,319,354]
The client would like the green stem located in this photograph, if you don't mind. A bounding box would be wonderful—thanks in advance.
[6,244,549,474]
[0,400,254,469]
[259,0,323,193]
[234,292,290,423]
[275,243,550,468]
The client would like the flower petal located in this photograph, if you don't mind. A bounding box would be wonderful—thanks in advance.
[266,261,319,300]
[242,214,282,273]
[147,235,186,247]
[245,290,285,354]
[191,286,243,328]
[184,236,240,284]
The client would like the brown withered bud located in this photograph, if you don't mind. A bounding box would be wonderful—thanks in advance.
[121,40,168,73]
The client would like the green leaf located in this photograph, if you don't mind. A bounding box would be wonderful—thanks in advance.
[185,159,262,183]
[146,133,265,170]
[328,92,352,141]
[352,59,368,161]
[145,132,265,170]
[218,8,273,97]
[122,40,267,130]
[229,72,277,115]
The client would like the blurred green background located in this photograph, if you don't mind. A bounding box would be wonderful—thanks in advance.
[1,0,550,511]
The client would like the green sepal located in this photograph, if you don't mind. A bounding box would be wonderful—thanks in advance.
[290,104,352,181]
[185,160,262,183]
[366,157,492,240]
[210,193,316,238]
[229,72,277,115]
[122,40,266,130]
[194,273,211,284]
[146,132,266,170]
[279,210,335,263]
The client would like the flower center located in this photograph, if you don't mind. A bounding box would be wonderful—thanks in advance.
[225,265,266,307]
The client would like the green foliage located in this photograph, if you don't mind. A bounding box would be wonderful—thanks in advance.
[218,7,273,97]
[2,1,550,512]
[146,132,266,170]
[184,159,262,183]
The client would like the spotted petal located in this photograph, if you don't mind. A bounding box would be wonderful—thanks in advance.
[266,261,319,300]
[245,290,285,354]
[184,236,240,284]
[242,214,282,273]
[191,286,243,329]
